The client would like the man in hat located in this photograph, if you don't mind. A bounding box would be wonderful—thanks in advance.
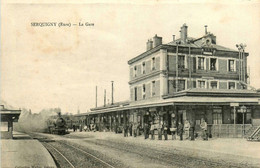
[178,121,183,141]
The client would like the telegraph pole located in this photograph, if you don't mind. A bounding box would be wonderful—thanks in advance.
[111,81,114,105]
[176,41,180,92]
[236,43,247,84]
[241,44,247,83]
[188,40,192,89]
[236,44,241,82]
[104,89,106,107]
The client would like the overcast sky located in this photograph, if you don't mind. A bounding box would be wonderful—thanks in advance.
[1,1,260,113]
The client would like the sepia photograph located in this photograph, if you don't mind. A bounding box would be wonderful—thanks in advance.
[1,0,260,167]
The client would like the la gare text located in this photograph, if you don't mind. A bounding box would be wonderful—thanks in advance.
[31,22,94,27]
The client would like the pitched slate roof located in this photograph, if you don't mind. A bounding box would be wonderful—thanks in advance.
[167,36,237,52]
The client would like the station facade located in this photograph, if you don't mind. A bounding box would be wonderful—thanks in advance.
[76,24,260,138]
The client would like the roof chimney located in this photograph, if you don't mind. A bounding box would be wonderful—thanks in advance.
[180,23,188,43]
[172,35,175,42]
[204,25,208,35]
[153,34,162,48]
[146,39,153,51]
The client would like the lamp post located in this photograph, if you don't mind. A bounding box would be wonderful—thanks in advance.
[240,105,247,138]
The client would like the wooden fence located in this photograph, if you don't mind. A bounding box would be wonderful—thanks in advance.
[209,124,252,138]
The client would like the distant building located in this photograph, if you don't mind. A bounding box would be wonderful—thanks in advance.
[78,24,260,138]
[0,105,21,139]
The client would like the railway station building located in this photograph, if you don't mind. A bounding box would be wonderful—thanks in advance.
[77,24,260,138]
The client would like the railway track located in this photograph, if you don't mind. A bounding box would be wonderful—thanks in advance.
[81,138,248,168]
[42,142,75,168]
[30,133,116,168]
[28,132,259,168]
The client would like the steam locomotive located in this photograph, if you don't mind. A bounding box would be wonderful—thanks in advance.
[47,112,69,135]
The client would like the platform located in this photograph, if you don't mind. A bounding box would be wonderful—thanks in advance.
[1,132,56,168]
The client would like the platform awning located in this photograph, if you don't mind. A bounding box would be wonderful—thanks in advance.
[0,108,21,122]
[80,96,260,116]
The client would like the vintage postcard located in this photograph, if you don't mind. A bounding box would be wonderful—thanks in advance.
[1,0,260,168]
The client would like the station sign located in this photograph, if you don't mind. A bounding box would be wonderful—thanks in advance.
[230,103,239,107]
[202,51,213,55]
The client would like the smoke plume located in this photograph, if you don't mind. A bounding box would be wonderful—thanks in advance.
[15,108,61,133]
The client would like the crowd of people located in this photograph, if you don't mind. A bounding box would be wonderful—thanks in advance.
[122,118,208,141]
[72,118,209,141]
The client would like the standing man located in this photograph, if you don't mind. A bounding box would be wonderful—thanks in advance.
[133,123,137,137]
[190,120,195,141]
[115,121,118,134]
[163,122,168,140]
[144,123,148,139]
[184,120,190,140]
[178,121,183,141]
[129,122,133,136]
[136,122,140,136]
[200,118,208,140]
[150,123,155,140]
[73,124,76,132]
[158,121,163,140]
[170,120,177,140]
[123,123,127,137]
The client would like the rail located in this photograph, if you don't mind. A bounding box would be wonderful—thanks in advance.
[44,142,75,168]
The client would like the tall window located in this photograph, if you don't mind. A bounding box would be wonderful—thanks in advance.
[198,57,205,70]
[152,81,156,96]
[152,57,155,70]
[178,80,185,91]
[142,84,146,99]
[134,87,137,101]
[142,62,146,74]
[134,66,137,77]
[213,107,222,124]
[198,80,206,88]
[210,58,217,71]
[228,60,235,72]
[210,81,218,89]
[178,55,185,69]
[228,82,235,89]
